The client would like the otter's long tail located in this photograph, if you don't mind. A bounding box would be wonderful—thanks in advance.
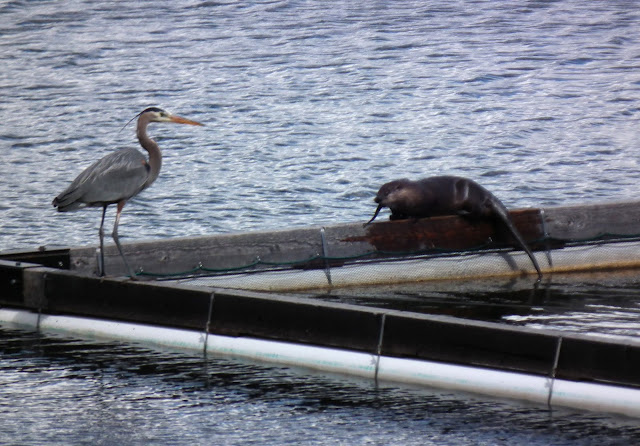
[490,202,542,280]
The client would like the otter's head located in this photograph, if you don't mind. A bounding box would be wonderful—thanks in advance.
[374,179,413,207]
[364,179,413,226]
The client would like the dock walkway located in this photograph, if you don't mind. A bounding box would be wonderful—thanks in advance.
[2,200,640,417]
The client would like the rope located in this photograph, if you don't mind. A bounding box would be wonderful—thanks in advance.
[134,232,640,280]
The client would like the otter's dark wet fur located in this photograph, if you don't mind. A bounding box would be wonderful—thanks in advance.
[366,175,542,279]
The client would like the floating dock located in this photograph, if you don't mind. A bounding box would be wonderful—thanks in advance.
[1,200,640,417]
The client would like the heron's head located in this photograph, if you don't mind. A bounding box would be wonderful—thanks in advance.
[139,107,204,126]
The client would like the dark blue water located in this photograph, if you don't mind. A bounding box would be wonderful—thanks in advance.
[2,0,640,443]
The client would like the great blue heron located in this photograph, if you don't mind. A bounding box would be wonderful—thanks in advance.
[52,107,203,278]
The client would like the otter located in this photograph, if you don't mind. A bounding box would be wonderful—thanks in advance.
[365,175,542,279]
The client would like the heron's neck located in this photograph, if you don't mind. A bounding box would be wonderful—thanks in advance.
[137,118,162,187]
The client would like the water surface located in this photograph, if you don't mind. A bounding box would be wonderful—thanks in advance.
[1,0,639,250]
[2,0,640,443]
[1,327,639,446]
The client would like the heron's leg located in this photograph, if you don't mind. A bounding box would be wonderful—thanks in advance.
[98,205,108,277]
[112,200,137,280]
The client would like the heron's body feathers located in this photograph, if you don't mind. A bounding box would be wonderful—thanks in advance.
[53,148,150,211]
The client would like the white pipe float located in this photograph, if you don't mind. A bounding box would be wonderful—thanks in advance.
[174,240,640,291]
[1,308,639,418]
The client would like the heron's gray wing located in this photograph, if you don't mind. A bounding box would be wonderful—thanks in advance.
[53,148,150,210]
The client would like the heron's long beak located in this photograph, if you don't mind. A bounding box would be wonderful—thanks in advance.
[170,115,204,126]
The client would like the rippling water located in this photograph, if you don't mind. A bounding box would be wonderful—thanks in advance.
[1,327,639,446]
[314,271,640,341]
[1,0,640,250]
[2,0,640,443]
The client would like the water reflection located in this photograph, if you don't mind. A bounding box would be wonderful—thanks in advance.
[305,270,640,340]
[1,327,639,445]
[2,0,640,443]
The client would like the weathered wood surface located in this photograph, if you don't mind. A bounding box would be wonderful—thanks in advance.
[543,201,640,241]
[66,200,640,277]
[344,208,544,252]
[2,200,640,279]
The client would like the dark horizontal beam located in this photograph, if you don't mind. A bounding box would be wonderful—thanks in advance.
[0,248,70,270]
[42,270,212,331]
[208,291,382,354]
[1,264,639,389]
[380,312,558,376]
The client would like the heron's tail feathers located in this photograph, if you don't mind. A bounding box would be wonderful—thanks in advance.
[52,193,85,212]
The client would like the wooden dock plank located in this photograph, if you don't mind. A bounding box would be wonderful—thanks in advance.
[2,200,640,390]
[3,200,637,279]
[543,201,640,241]
[344,208,544,253]
[67,226,327,277]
